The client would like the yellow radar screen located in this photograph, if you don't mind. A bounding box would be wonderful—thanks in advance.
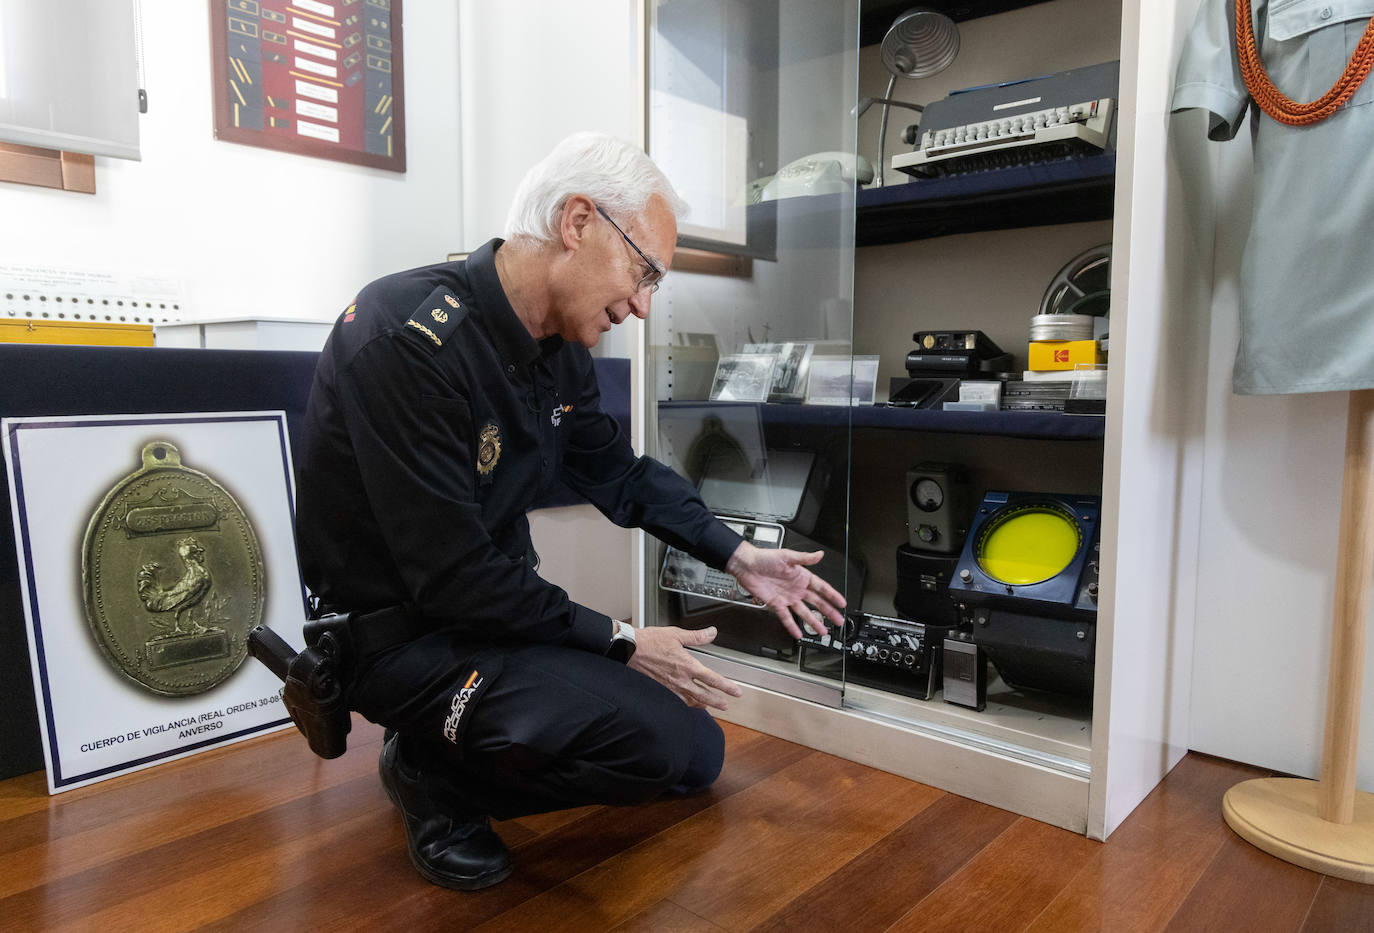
[977,506,1081,585]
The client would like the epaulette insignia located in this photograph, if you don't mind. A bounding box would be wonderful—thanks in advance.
[403,287,468,350]
[342,302,357,323]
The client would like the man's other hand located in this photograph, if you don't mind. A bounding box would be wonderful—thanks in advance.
[628,625,743,710]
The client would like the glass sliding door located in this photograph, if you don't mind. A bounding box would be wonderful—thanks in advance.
[645,0,860,704]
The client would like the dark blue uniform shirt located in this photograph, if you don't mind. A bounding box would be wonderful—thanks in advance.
[297,239,744,653]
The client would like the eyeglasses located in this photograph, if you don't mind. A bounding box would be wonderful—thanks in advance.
[595,204,665,295]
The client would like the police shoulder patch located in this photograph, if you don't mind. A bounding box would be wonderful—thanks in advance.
[402,286,468,351]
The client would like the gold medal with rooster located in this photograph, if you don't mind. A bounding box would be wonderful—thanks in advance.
[81,441,265,696]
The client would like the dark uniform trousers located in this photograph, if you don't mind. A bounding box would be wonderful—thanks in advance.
[348,627,726,821]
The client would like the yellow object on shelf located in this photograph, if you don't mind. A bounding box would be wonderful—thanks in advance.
[1027,339,1103,371]
[0,318,154,347]
[978,508,1080,585]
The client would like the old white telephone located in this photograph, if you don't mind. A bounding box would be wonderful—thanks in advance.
[757,151,874,201]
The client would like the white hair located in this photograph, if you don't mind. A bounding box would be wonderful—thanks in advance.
[503,132,688,244]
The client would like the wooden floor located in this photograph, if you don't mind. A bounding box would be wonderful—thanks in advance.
[3,719,1374,932]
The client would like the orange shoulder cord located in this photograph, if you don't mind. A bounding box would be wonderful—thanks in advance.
[1236,0,1374,125]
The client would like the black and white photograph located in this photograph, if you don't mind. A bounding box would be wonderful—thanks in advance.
[709,353,777,402]
[742,342,815,402]
[805,355,880,406]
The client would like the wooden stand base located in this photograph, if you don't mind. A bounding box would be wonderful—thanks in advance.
[1224,777,1374,884]
[1224,391,1374,884]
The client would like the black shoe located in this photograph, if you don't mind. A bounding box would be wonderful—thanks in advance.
[378,731,513,891]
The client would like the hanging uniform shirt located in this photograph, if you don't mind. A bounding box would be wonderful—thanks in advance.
[1172,0,1374,394]
[296,238,744,653]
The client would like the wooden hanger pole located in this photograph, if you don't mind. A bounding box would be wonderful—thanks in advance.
[1320,389,1374,822]
[1222,388,1374,883]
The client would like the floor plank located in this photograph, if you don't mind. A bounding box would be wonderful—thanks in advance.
[611,898,732,932]
[667,760,944,931]
[1026,753,1262,932]
[470,752,937,932]
[213,724,811,932]
[5,771,388,931]
[0,726,384,902]
[6,712,1374,933]
[1302,876,1374,931]
[750,791,1018,933]
[886,816,1102,932]
[1164,828,1324,932]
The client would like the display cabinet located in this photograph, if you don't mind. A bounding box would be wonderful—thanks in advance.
[638,0,1205,840]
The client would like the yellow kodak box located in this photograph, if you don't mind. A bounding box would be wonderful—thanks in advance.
[1028,339,1102,371]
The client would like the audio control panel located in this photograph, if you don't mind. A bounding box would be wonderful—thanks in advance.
[845,615,928,670]
[800,611,954,700]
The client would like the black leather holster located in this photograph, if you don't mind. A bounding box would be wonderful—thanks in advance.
[247,607,431,760]
[247,615,354,759]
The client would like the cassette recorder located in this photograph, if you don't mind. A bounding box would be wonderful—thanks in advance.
[799,611,954,701]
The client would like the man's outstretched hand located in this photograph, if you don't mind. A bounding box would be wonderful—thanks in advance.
[725,540,847,640]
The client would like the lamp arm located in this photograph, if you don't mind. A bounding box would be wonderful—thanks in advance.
[864,96,926,113]
[874,75,898,188]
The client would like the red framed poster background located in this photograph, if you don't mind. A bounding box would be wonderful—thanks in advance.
[210,0,405,172]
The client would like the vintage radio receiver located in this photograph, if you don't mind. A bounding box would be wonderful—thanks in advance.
[892,60,1119,179]
[660,517,784,608]
[660,518,862,661]
[799,611,954,701]
[658,419,856,659]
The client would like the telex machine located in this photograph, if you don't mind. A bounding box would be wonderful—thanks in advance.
[892,61,1119,179]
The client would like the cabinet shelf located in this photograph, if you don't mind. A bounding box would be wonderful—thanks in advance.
[859,1,1056,46]
[856,152,1116,246]
[659,400,1103,440]
[748,152,1115,250]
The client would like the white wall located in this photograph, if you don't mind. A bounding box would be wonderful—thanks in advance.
[1186,119,1374,787]
[457,0,642,244]
[0,1,462,325]
[0,1,641,619]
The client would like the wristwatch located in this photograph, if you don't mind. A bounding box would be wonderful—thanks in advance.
[606,618,637,664]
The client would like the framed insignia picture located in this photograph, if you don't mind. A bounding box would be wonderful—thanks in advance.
[210,0,406,172]
[2,412,308,792]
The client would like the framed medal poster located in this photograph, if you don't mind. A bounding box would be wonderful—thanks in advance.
[2,412,307,792]
[210,0,406,172]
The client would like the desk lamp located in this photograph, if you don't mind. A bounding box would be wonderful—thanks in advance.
[859,7,960,188]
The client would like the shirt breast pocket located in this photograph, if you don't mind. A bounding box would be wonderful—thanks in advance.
[1265,0,1374,111]
[419,394,479,492]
